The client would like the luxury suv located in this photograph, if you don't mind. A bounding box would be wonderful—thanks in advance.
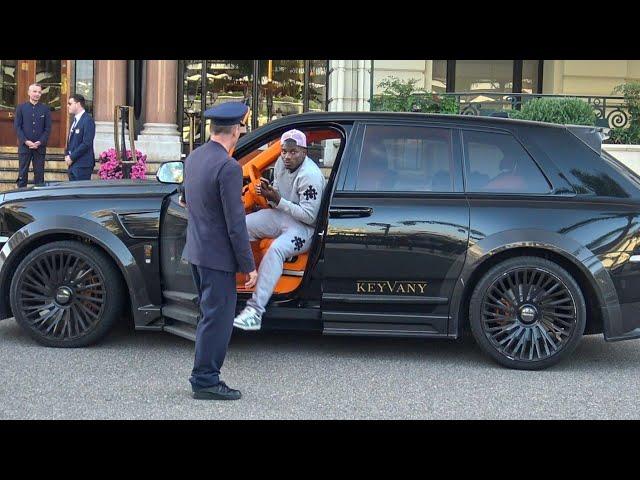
[1,112,639,370]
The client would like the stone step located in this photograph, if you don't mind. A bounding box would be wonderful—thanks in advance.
[0,166,74,174]
[0,172,159,192]
[1,159,70,170]
[0,170,74,182]
[0,160,161,174]
[0,152,164,193]
[0,154,65,161]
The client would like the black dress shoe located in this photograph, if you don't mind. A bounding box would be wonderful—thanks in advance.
[192,381,242,401]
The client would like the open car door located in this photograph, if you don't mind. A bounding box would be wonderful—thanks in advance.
[236,127,345,296]
[159,123,347,338]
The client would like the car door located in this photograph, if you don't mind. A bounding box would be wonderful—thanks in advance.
[321,121,470,337]
[158,191,200,326]
[159,121,350,328]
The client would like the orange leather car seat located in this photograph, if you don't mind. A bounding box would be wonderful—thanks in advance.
[236,238,308,294]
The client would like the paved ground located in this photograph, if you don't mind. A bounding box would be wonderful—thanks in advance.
[1,317,639,419]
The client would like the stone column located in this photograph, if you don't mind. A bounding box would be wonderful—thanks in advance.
[93,60,127,158]
[424,60,433,92]
[325,60,372,167]
[327,60,371,113]
[136,60,182,161]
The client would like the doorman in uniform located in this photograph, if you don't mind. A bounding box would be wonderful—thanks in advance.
[182,101,257,401]
[234,129,326,331]
[65,94,96,181]
[14,83,51,187]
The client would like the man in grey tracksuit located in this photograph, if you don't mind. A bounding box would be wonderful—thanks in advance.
[234,129,325,330]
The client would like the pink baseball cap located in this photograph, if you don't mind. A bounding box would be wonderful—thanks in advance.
[280,129,307,148]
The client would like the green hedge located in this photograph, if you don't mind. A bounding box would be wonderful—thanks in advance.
[510,97,597,126]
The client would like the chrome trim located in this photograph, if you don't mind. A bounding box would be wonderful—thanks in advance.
[282,269,304,277]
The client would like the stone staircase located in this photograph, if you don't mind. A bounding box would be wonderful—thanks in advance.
[0,153,165,192]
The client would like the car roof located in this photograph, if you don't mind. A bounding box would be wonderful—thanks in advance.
[260,111,568,130]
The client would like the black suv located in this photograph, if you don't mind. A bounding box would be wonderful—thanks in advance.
[1,112,639,370]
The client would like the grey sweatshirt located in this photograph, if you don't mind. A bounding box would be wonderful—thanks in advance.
[271,156,326,228]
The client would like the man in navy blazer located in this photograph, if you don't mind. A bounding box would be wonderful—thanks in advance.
[65,93,96,181]
[14,83,51,187]
[182,101,258,401]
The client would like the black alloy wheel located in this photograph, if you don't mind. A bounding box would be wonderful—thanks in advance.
[10,240,125,347]
[469,256,586,370]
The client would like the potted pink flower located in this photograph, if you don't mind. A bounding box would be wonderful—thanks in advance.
[98,148,147,180]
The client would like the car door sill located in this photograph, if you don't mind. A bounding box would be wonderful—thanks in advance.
[322,310,449,336]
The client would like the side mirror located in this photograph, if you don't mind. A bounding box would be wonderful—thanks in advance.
[156,161,184,184]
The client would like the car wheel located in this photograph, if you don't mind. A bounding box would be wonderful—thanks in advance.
[10,240,125,347]
[469,256,586,370]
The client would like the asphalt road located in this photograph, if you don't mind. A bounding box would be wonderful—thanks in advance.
[1,317,639,419]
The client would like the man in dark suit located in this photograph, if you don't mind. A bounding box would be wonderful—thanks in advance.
[182,101,258,401]
[14,83,51,187]
[65,93,96,181]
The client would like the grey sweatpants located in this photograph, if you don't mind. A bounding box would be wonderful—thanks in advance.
[245,208,314,316]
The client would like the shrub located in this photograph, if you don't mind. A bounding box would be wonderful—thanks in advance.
[371,76,458,114]
[608,81,640,144]
[510,97,597,125]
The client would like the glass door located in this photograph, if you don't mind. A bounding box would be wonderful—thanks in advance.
[181,60,253,152]
[0,60,18,148]
[35,60,69,150]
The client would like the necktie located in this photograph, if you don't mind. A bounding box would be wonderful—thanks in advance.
[69,118,78,141]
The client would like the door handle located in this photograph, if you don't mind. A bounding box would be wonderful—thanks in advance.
[329,207,373,218]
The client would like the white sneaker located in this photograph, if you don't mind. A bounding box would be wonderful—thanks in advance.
[233,307,262,331]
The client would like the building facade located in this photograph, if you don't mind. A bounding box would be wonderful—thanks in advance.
[1,59,639,167]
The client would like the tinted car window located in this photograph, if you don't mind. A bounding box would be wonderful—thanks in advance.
[522,126,632,198]
[355,125,454,192]
[463,130,551,194]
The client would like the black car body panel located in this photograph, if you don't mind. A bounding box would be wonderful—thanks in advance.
[0,181,176,327]
[2,113,640,348]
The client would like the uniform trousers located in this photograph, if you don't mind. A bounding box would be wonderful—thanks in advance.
[189,264,237,390]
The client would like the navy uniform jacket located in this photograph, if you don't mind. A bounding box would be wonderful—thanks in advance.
[14,101,51,153]
[182,140,255,274]
[66,112,96,169]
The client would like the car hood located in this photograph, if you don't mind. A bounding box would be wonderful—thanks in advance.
[1,180,177,203]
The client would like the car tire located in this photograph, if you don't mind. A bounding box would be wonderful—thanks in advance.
[10,240,125,347]
[469,256,586,370]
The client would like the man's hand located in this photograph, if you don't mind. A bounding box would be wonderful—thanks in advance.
[258,179,281,205]
[64,155,72,167]
[178,195,187,208]
[33,141,41,148]
[25,140,36,149]
[254,177,269,196]
[244,269,258,289]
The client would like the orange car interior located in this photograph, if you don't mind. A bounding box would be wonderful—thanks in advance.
[235,130,337,295]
